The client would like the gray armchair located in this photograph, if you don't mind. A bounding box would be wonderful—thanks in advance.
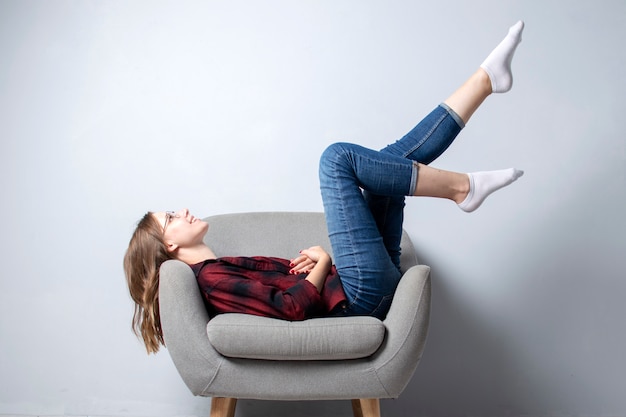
[159,212,431,417]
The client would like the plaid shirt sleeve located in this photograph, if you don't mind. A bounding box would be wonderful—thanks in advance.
[192,256,335,320]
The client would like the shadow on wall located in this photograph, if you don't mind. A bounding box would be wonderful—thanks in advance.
[383,257,528,417]
[387,204,621,417]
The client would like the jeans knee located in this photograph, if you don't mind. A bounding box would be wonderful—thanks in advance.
[319,142,351,175]
[321,142,348,162]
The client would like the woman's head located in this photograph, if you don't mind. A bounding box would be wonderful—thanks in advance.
[124,209,209,353]
[124,212,175,354]
[152,208,208,254]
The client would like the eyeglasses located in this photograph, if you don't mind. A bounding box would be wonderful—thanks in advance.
[163,211,179,233]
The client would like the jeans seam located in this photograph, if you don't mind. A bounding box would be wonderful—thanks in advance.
[335,145,363,311]
[402,111,448,159]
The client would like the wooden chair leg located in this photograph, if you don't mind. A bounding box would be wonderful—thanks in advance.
[352,398,381,417]
[210,397,237,417]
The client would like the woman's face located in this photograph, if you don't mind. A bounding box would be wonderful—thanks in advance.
[152,208,209,252]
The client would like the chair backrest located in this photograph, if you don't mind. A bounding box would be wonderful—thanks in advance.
[203,212,418,273]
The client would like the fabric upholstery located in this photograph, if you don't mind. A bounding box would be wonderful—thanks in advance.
[207,314,385,360]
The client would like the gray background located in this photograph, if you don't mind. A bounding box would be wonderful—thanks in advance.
[1,1,624,416]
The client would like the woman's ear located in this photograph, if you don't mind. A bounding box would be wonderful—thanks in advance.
[165,240,179,253]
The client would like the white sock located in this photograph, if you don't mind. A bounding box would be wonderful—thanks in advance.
[458,168,524,213]
[480,20,525,93]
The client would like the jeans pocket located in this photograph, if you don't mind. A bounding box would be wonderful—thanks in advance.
[370,294,394,320]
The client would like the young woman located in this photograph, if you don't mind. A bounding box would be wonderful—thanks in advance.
[125,21,525,353]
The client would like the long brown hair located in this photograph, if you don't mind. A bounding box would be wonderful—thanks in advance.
[123,212,174,354]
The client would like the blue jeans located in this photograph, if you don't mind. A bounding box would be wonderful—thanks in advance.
[319,104,464,318]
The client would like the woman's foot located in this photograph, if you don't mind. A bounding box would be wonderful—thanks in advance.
[411,164,523,212]
[457,168,524,212]
[480,20,525,93]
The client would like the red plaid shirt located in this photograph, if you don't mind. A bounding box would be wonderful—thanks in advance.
[191,256,347,320]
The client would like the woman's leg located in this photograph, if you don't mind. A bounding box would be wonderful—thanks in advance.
[444,20,524,123]
[320,142,522,318]
[442,69,491,125]
[322,20,526,317]
[381,20,525,164]
[363,104,463,270]
[319,143,415,318]
[366,20,525,268]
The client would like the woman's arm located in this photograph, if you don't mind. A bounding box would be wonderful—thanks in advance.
[290,246,332,293]
[197,257,325,320]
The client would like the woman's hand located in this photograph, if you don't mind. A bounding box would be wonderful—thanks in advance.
[289,246,331,274]
[290,246,332,293]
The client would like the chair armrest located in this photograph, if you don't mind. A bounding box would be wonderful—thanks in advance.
[159,260,222,395]
[375,264,431,395]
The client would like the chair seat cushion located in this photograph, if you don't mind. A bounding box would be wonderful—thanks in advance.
[206,314,385,360]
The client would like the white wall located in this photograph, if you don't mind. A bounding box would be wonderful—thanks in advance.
[1,1,624,416]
